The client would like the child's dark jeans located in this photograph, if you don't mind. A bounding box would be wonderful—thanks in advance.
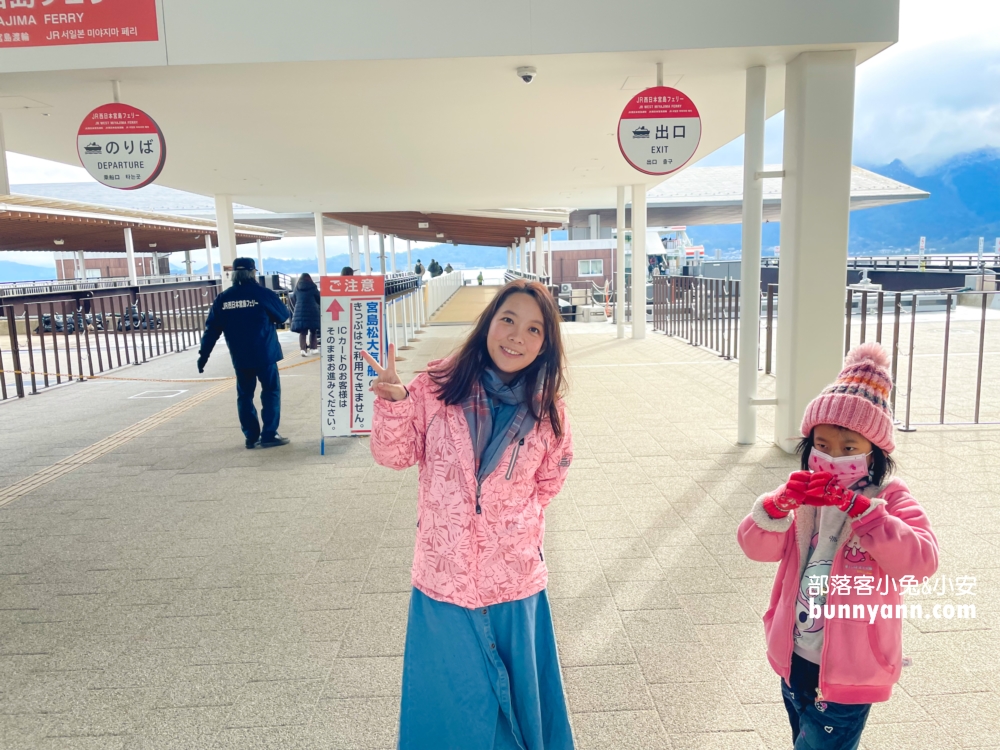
[781,653,872,750]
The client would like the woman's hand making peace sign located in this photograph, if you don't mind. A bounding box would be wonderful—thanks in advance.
[361,344,408,401]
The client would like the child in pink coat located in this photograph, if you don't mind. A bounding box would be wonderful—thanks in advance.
[363,279,575,750]
[737,343,938,750]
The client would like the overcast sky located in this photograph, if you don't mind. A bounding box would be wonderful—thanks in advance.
[5,0,999,267]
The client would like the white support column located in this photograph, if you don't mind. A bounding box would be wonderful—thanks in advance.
[774,51,857,452]
[406,240,412,274]
[389,235,397,273]
[401,291,412,346]
[314,212,327,277]
[519,237,527,274]
[215,195,239,289]
[349,226,359,270]
[184,250,193,276]
[256,239,264,277]
[362,225,371,273]
[124,228,138,285]
[631,184,646,339]
[737,66,768,445]
[589,213,600,240]
[546,229,553,280]
[0,114,9,196]
[616,186,627,339]
[76,250,86,280]
[378,234,387,274]
[205,234,216,280]
[534,226,544,281]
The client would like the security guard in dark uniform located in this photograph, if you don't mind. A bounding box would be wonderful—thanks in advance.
[197,257,291,449]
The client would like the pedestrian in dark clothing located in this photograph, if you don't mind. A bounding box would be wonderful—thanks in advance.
[428,259,443,277]
[414,260,425,276]
[198,257,291,449]
[289,273,321,357]
[444,263,454,274]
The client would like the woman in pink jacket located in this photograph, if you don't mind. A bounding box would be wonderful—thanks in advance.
[363,279,574,750]
[737,343,938,750]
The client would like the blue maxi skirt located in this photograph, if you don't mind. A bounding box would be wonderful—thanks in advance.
[399,587,574,750]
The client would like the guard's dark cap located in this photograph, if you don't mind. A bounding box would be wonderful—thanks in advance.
[233,257,256,271]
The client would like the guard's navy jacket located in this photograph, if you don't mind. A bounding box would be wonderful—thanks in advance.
[199,283,290,370]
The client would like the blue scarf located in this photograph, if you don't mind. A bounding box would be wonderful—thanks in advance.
[463,368,539,482]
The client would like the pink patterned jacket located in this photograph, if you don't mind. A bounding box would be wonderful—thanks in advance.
[370,363,573,609]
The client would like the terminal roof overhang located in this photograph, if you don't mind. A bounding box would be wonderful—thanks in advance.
[567,165,930,227]
[323,211,566,247]
[0,194,283,253]
[0,0,899,213]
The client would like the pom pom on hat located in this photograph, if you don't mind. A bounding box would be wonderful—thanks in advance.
[801,343,896,452]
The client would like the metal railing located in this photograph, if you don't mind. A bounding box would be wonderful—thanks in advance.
[425,270,463,319]
[762,253,1000,272]
[651,276,741,359]
[0,273,217,298]
[1,282,219,401]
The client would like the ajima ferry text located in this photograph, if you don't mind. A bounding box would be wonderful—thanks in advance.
[0,13,86,27]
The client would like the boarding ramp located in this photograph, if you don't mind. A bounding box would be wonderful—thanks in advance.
[428,283,499,325]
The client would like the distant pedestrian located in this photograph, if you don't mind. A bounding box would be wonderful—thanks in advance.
[444,263,454,274]
[428,259,443,277]
[414,259,425,276]
[289,273,321,357]
[341,266,354,276]
[737,343,938,750]
[197,257,291,449]
[364,279,574,750]
[477,271,484,285]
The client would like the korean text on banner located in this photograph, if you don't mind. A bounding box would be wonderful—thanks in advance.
[0,0,158,48]
[320,275,385,438]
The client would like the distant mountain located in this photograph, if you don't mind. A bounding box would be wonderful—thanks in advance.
[0,260,55,283]
[688,148,1000,257]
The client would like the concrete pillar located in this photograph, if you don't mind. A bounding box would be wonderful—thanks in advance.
[737,66,768,445]
[389,235,397,273]
[631,184,646,339]
[535,226,544,281]
[519,237,527,273]
[204,234,216,280]
[124,228,138,285]
[546,229,553,279]
[184,250,193,276]
[378,234,387,274]
[362,225,371,273]
[314,212,327,277]
[0,114,9,195]
[774,50,857,452]
[256,239,264,276]
[589,213,600,241]
[215,195,239,289]
[348,226,359,270]
[76,250,86,280]
[616,186,626,339]
[406,240,412,274]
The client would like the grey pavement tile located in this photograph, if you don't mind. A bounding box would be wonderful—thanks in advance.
[250,640,341,682]
[910,692,1000,747]
[361,567,412,594]
[571,710,669,750]
[210,725,309,750]
[0,669,97,715]
[190,629,274,666]
[126,706,229,750]
[743,702,793,750]
[291,581,364,611]
[562,664,654,712]
[223,678,323,728]
[542,530,594,551]
[662,566,738,594]
[550,597,625,632]
[154,664,255,709]
[592,537,655,560]
[304,559,372,585]
[633,641,724,684]
[272,609,353,643]
[86,647,195,690]
[859,722,962,750]
[608,580,681,610]
[47,686,165,738]
[36,737,127,750]
[897,650,990,696]
[309,697,400,749]
[677,593,760,625]
[866,687,931,724]
[545,549,603,573]
[600,557,665,582]
[668,731,767,749]
[651,682,755,733]
[621,609,699,645]
[555,627,637,667]
[320,656,403,699]
[216,599,292,631]
[719,659,783,704]
[338,595,409,658]
[0,713,55,747]
[545,572,613,600]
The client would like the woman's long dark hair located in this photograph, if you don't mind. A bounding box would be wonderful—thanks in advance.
[429,279,567,437]
[797,428,895,486]
[296,273,316,290]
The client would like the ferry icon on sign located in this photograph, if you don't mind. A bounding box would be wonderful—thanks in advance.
[632,126,650,138]
[84,142,103,154]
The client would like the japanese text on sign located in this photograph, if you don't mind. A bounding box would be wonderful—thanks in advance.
[0,0,158,48]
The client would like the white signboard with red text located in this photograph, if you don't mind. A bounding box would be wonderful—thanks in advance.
[320,275,385,444]
[77,103,166,190]
[618,86,701,176]
[0,0,158,48]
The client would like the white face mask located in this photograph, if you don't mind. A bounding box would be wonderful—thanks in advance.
[809,448,871,489]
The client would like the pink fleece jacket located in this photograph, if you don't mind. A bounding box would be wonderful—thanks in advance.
[369,364,573,609]
[737,478,939,704]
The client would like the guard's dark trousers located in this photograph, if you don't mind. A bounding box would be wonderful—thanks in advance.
[235,363,281,443]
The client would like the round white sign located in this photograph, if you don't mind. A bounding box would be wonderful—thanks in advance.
[77,103,166,190]
[618,86,701,176]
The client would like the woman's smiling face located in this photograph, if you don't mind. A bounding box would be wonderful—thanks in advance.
[486,292,545,382]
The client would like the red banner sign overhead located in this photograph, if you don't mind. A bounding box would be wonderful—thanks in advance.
[0,0,158,48]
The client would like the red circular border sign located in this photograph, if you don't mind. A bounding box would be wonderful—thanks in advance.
[617,86,702,177]
[77,103,166,190]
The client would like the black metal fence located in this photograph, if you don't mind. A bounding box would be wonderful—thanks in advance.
[651,276,741,359]
[1,282,219,401]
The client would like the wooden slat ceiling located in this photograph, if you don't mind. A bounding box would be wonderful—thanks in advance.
[324,211,564,247]
[0,209,281,253]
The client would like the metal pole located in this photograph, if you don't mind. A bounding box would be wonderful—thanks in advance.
[534,226,544,281]
[406,240,412,274]
[124,227,138,285]
[616,186,626,339]
[519,237,527,273]
[184,250,192,276]
[737,66,767,445]
[204,234,216,280]
[314,212,327,276]
[363,225,371,273]
[631,184,646,339]
[389,235,397,273]
[546,229,553,280]
[256,239,264,276]
[379,234,387,275]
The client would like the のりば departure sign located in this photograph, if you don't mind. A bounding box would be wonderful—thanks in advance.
[618,86,701,176]
[77,103,166,190]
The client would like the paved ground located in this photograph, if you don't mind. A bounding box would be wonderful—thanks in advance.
[0,316,996,749]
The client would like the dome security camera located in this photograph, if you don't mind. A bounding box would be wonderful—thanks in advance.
[516,66,537,84]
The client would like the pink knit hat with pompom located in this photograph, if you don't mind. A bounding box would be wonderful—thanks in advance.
[801,342,895,453]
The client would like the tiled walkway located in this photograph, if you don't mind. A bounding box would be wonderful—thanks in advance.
[0,319,995,749]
